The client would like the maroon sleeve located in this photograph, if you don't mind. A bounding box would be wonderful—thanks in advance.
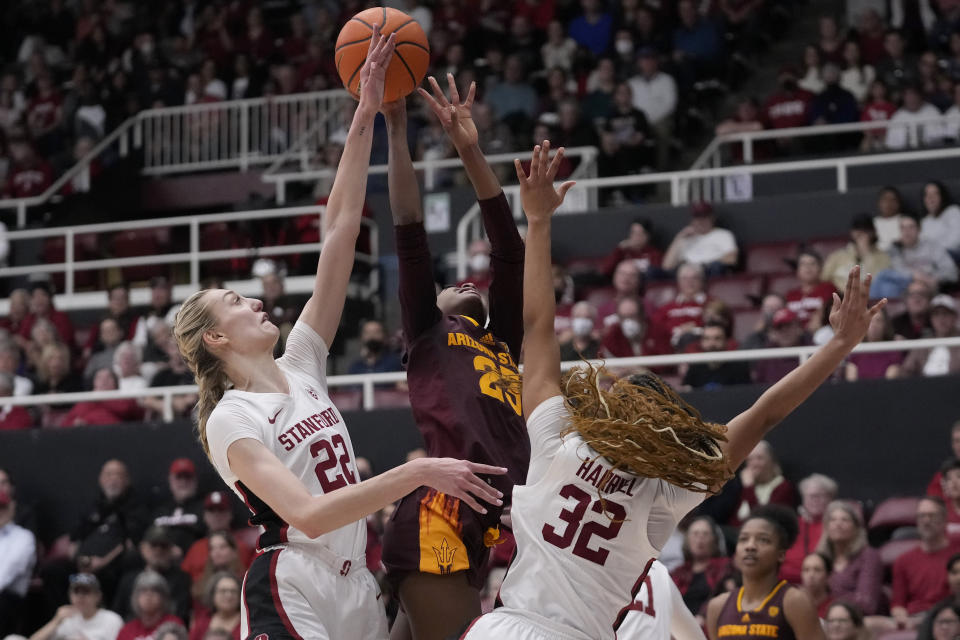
[852,547,884,615]
[600,246,627,277]
[395,222,441,342]
[770,480,798,509]
[480,192,524,359]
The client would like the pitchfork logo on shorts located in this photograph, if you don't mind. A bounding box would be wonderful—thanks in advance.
[253,635,269,640]
[432,537,458,574]
[306,386,319,400]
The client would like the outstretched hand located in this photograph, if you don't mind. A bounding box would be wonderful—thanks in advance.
[829,266,887,345]
[418,73,478,150]
[513,140,575,225]
[414,457,507,514]
[356,24,397,113]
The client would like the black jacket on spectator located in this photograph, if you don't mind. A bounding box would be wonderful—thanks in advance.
[150,495,205,553]
[71,488,150,556]
[683,361,752,389]
[891,311,930,340]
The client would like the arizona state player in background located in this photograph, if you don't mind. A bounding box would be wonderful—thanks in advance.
[706,506,824,639]
[379,74,530,640]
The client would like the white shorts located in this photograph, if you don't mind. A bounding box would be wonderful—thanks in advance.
[461,610,590,640]
[241,545,388,640]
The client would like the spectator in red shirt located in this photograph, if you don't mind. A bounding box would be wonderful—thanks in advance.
[816,501,884,615]
[871,497,960,634]
[928,421,960,499]
[596,259,643,325]
[181,492,255,584]
[599,218,663,280]
[649,262,709,354]
[5,139,53,199]
[800,552,834,619]
[762,66,814,132]
[26,74,63,147]
[187,572,241,640]
[940,459,960,534]
[857,9,888,65]
[860,80,897,151]
[600,296,648,358]
[0,372,31,431]
[752,308,811,384]
[729,440,798,527]
[782,473,839,584]
[670,515,731,618]
[59,368,144,427]
[18,280,74,349]
[116,570,182,640]
[785,249,838,330]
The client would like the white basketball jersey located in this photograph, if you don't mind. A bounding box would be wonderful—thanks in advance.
[616,560,707,640]
[495,396,705,640]
[206,321,365,559]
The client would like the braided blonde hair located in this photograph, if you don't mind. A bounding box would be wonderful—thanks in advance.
[173,290,230,460]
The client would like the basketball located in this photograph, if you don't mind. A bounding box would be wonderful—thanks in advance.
[335,7,430,102]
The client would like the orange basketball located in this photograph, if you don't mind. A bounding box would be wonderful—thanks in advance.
[335,7,430,103]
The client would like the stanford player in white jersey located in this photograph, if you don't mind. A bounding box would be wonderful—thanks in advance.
[616,561,704,640]
[461,142,884,639]
[173,27,506,640]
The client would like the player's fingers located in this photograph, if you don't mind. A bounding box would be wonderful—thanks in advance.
[868,298,888,316]
[366,22,381,55]
[540,140,551,177]
[842,266,856,308]
[466,477,503,505]
[457,491,487,514]
[428,75,449,106]
[447,72,460,104]
[465,462,509,475]
[417,87,441,111]
[547,146,564,180]
[465,81,476,107]
[831,292,841,315]
[514,158,526,183]
[557,181,576,203]
[380,32,397,65]
[860,271,873,305]
[530,144,541,178]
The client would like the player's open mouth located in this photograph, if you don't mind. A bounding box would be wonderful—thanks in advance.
[261,313,270,323]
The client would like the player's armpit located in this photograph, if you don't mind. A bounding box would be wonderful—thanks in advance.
[783,588,826,640]
[704,594,727,640]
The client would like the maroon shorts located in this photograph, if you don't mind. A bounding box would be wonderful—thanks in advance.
[381,486,504,591]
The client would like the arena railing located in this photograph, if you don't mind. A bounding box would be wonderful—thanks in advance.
[455,145,960,279]
[261,146,601,205]
[6,336,958,418]
[0,205,379,306]
[0,90,353,228]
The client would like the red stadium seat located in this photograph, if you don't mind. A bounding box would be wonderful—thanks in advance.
[879,539,919,568]
[112,228,171,284]
[868,497,921,532]
[707,275,764,309]
[733,308,763,345]
[745,242,797,275]
[767,273,800,297]
[42,236,100,291]
[808,236,848,259]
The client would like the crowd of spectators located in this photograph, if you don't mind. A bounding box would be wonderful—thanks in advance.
[714,1,960,159]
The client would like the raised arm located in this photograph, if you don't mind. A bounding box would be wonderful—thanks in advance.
[420,74,525,354]
[722,266,886,468]
[514,142,575,420]
[298,26,395,345]
[227,438,506,538]
[383,99,442,340]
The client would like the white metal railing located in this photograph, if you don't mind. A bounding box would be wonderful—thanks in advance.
[140,89,352,176]
[263,146,601,205]
[455,145,960,277]
[6,337,958,416]
[0,205,379,300]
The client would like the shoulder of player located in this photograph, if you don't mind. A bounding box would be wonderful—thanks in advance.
[207,395,267,429]
[781,585,815,616]
[705,591,731,632]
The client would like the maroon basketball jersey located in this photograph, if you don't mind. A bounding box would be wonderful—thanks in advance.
[715,580,796,639]
[405,314,529,502]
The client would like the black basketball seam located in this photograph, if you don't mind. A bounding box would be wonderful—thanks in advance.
[381,6,387,27]
[394,49,416,88]
[392,18,416,33]
[335,35,372,52]
[346,57,366,92]
[351,16,373,29]
[336,51,343,75]
[396,41,429,54]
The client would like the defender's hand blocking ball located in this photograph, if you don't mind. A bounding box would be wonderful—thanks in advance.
[336,7,430,102]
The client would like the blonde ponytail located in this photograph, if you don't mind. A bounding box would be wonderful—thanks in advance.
[173,290,230,460]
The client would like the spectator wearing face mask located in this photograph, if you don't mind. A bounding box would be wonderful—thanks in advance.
[560,302,601,361]
[600,296,648,358]
[347,321,402,378]
[459,239,492,292]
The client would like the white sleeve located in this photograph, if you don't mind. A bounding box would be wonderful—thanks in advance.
[278,321,330,389]
[525,395,570,484]
[670,578,708,640]
[206,404,265,482]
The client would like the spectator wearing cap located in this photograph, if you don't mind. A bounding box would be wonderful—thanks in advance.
[152,458,205,555]
[29,573,123,640]
[116,570,183,640]
[680,320,750,390]
[181,491,255,584]
[762,66,814,134]
[781,474,839,584]
[872,213,958,299]
[822,214,892,291]
[0,487,36,636]
[18,280,75,350]
[112,525,192,623]
[662,202,739,276]
[784,249,838,330]
[649,263,711,354]
[0,372,32,430]
[902,295,960,376]
[600,218,663,280]
[751,308,811,384]
[927,421,960,499]
[893,279,934,340]
[885,84,946,149]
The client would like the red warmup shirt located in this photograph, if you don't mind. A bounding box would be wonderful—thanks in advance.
[649,294,708,354]
[929,472,944,498]
[116,614,182,640]
[181,535,256,582]
[600,245,664,277]
[0,407,32,430]
[27,91,62,130]
[763,89,814,129]
[891,542,960,614]
[785,282,837,324]
[19,310,75,348]
[781,514,824,584]
[7,161,54,198]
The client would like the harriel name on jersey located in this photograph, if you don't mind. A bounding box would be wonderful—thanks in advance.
[575,456,639,497]
[277,408,342,451]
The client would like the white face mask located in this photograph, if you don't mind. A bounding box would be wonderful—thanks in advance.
[615,39,634,56]
[469,254,490,273]
[571,317,594,337]
[621,318,642,339]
